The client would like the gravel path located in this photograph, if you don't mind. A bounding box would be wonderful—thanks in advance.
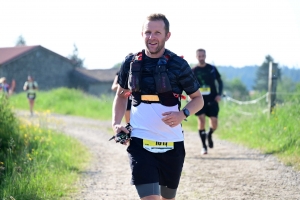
[17,112,300,200]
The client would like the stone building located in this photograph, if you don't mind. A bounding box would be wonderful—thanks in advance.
[71,67,119,96]
[0,45,117,96]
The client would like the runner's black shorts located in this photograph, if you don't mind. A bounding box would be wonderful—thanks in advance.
[195,100,219,117]
[27,93,36,100]
[127,137,185,189]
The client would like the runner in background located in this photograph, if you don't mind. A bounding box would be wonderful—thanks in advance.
[0,77,10,97]
[0,77,16,98]
[192,49,223,155]
[23,75,38,116]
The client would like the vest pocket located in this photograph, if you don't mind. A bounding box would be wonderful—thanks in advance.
[128,62,141,92]
[154,65,172,93]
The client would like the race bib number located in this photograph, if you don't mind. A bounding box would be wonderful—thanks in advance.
[200,87,211,95]
[143,139,174,153]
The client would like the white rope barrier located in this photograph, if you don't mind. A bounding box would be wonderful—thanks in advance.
[235,110,254,116]
[224,93,268,105]
[269,92,300,95]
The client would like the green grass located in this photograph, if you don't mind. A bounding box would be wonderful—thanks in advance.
[0,95,90,199]
[217,99,300,169]
[10,87,114,120]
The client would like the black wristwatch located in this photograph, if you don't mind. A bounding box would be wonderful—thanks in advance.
[182,108,190,118]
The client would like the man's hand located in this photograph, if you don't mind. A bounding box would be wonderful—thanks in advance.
[161,111,185,127]
[113,124,129,134]
[215,95,222,103]
[111,124,131,145]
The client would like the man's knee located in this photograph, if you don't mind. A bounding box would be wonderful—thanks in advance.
[136,183,160,199]
[161,186,176,200]
[210,117,218,129]
[198,115,205,123]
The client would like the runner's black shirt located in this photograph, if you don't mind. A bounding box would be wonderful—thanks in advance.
[192,64,221,103]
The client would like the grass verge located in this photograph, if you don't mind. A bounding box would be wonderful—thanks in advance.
[217,100,300,170]
[0,94,90,199]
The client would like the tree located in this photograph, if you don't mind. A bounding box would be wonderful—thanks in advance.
[253,55,281,92]
[112,62,122,69]
[224,78,249,100]
[276,76,298,102]
[68,44,85,68]
[15,35,26,46]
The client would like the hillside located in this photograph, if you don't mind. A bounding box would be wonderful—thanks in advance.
[216,66,300,90]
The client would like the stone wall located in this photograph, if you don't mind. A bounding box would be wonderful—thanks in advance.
[88,82,115,96]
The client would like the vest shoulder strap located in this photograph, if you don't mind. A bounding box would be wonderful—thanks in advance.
[131,51,143,62]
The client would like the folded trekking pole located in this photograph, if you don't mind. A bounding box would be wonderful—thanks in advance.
[109,123,132,144]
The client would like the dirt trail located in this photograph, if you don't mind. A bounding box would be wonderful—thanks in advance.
[17,112,300,200]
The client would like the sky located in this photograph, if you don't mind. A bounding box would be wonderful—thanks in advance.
[1,0,300,69]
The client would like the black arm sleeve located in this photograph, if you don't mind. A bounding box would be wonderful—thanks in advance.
[118,54,134,89]
[216,76,223,96]
[214,67,223,96]
[178,62,200,95]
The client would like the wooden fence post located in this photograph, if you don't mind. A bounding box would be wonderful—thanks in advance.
[268,62,277,117]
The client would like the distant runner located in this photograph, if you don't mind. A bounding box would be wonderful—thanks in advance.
[23,75,38,116]
[192,49,223,155]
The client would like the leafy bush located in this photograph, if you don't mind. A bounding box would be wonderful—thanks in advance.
[0,94,90,199]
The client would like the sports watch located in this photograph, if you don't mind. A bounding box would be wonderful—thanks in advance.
[182,108,190,118]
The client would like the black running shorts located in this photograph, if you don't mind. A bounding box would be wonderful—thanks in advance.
[27,93,36,100]
[195,100,219,117]
[127,137,185,189]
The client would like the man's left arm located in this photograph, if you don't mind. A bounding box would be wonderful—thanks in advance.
[161,90,203,127]
[183,90,204,116]
[215,69,223,102]
[161,60,204,127]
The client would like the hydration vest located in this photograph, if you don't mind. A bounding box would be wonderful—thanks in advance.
[26,81,37,90]
[128,50,184,107]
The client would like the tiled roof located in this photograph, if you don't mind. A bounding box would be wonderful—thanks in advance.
[74,67,119,82]
[0,45,39,65]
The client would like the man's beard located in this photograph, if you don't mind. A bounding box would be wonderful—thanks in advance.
[146,40,166,55]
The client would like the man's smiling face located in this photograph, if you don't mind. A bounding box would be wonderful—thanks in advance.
[142,20,170,58]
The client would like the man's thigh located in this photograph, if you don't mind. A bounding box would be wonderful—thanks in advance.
[207,101,219,117]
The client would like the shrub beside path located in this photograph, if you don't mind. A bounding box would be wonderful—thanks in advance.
[17,112,300,200]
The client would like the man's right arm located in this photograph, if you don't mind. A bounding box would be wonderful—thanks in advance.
[112,85,130,134]
[23,82,27,90]
[112,54,133,133]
